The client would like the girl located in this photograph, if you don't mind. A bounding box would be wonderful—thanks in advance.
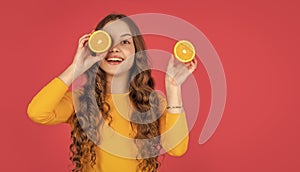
[27,14,197,172]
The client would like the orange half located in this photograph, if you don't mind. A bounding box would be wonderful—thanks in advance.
[173,40,195,62]
[88,30,112,53]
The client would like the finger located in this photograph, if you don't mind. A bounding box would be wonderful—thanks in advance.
[169,55,174,66]
[174,59,188,68]
[78,33,92,45]
[179,63,190,73]
[184,57,196,65]
[194,58,198,67]
[184,61,192,68]
[190,58,196,66]
[183,59,197,71]
[168,64,189,82]
[172,69,189,85]
[79,33,91,42]
[180,62,193,74]
[79,36,91,48]
[167,55,175,72]
[95,52,108,62]
[85,53,107,68]
[188,62,197,73]
[173,57,182,66]
[86,51,107,63]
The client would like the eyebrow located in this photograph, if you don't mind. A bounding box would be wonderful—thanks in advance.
[120,33,132,38]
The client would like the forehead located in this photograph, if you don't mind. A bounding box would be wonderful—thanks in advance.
[102,19,132,38]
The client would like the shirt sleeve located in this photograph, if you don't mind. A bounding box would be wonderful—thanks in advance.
[158,94,189,157]
[27,77,75,125]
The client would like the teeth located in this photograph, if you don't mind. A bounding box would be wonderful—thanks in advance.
[106,57,123,62]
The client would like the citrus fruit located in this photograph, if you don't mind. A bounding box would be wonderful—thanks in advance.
[173,40,195,62]
[88,30,112,53]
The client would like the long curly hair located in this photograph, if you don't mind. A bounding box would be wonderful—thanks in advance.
[69,14,163,172]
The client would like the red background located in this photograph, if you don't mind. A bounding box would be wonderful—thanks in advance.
[1,0,300,171]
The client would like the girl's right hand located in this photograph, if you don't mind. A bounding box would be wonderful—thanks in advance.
[72,32,108,77]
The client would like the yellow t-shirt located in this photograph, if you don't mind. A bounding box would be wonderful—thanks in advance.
[27,77,189,172]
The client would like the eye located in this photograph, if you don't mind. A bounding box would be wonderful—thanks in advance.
[121,40,131,44]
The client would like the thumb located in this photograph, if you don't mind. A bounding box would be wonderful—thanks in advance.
[170,54,175,63]
[167,54,174,69]
[166,54,175,77]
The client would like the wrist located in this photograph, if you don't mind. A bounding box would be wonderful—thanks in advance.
[58,64,77,87]
[166,84,181,95]
[165,75,181,87]
[167,105,183,114]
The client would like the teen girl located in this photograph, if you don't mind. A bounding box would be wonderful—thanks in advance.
[28,14,197,172]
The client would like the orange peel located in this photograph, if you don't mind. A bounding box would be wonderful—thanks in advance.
[88,30,111,53]
[173,40,195,62]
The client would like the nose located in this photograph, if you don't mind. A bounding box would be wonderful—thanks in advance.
[109,44,120,53]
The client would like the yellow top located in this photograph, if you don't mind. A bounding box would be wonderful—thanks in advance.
[27,77,189,172]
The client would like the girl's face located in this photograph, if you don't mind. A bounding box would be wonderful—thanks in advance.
[99,19,136,76]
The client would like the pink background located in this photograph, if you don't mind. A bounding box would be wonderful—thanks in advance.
[1,0,300,171]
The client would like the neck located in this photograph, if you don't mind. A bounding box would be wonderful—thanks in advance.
[105,72,130,94]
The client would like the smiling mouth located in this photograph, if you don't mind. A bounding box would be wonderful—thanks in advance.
[105,56,124,65]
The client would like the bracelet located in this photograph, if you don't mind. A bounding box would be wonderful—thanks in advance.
[166,105,182,109]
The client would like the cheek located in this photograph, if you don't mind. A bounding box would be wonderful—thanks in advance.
[122,46,136,62]
[122,42,135,54]
[126,54,135,67]
[124,45,135,56]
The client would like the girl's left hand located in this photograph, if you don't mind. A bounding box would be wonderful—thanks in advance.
[166,55,198,87]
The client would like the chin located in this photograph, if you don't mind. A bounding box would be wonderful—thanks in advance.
[99,66,127,77]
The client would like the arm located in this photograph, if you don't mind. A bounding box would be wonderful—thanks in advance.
[27,33,107,125]
[159,91,189,156]
[160,56,198,156]
[27,77,74,125]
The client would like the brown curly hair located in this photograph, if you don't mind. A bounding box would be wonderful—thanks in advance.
[69,14,163,172]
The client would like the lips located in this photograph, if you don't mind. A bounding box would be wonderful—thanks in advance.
[105,56,124,62]
[104,55,124,65]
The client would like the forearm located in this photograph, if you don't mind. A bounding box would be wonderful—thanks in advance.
[160,112,189,156]
[58,63,76,87]
[163,77,189,155]
[165,79,183,114]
